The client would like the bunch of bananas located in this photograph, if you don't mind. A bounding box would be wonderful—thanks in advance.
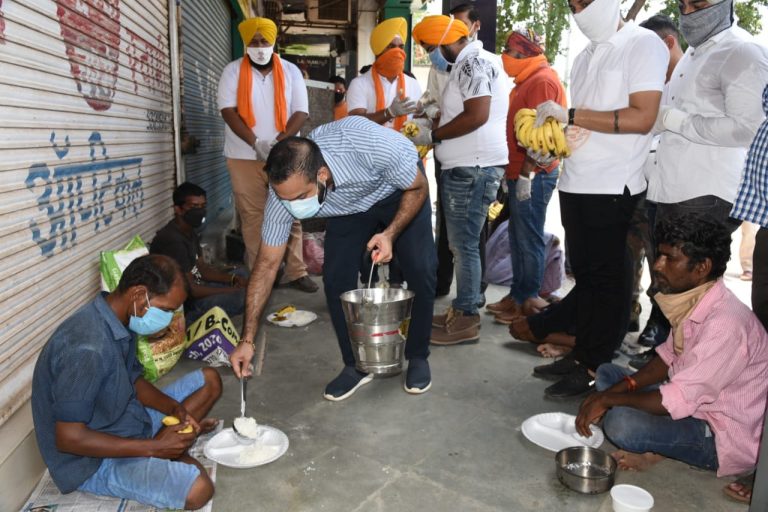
[402,121,431,159]
[514,108,570,158]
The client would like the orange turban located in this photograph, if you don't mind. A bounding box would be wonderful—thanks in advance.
[238,17,278,47]
[412,15,469,46]
[370,17,408,56]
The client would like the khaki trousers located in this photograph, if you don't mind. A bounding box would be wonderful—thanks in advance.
[226,158,307,280]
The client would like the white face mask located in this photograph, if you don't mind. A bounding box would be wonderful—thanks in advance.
[468,22,480,42]
[247,46,273,65]
[573,0,621,43]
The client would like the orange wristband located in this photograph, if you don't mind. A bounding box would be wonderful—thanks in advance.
[623,375,638,392]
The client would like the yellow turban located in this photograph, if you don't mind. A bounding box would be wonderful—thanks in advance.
[412,15,469,46]
[238,17,278,47]
[370,17,408,56]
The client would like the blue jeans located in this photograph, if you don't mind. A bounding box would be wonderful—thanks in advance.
[78,371,205,509]
[441,165,503,314]
[507,169,559,303]
[596,364,719,471]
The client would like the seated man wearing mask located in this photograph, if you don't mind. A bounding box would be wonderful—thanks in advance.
[150,182,246,324]
[229,116,436,401]
[346,17,422,130]
[31,255,222,510]
[575,214,768,479]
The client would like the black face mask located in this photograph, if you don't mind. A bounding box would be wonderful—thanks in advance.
[334,91,345,104]
[183,207,207,228]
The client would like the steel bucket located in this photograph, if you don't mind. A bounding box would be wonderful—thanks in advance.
[339,288,415,375]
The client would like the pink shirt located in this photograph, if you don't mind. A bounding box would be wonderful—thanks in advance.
[657,279,768,476]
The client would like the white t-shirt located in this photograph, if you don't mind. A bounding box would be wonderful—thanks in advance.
[435,41,510,169]
[345,70,422,128]
[217,57,309,160]
[559,22,668,195]
[648,27,768,204]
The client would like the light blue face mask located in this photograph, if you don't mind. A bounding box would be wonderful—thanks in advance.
[129,292,174,335]
[429,46,451,73]
[281,180,325,219]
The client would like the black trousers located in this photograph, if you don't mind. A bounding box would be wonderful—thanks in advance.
[529,189,639,370]
[323,191,437,366]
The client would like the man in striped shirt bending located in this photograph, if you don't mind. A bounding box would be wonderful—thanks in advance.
[229,117,437,401]
[575,213,768,478]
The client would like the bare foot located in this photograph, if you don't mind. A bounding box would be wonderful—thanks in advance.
[723,472,754,503]
[611,450,665,471]
[537,343,572,358]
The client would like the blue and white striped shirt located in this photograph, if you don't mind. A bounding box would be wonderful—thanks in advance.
[261,116,419,246]
[732,84,768,229]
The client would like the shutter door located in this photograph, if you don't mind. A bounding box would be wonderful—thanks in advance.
[180,0,232,219]
[0,0,176,425]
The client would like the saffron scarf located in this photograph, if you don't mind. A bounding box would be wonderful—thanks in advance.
[236,54,288,132]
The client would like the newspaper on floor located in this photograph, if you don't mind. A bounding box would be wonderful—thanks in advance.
[21,421,223,512]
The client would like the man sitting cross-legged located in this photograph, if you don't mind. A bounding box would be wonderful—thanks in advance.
[32,254,222,510]
[575,214,768,477]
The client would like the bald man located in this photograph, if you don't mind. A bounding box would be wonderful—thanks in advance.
[217,17,317,292]
[346,17,422,130]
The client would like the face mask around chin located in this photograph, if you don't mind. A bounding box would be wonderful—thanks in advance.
[247,46,273,66]
[129,293,174,335]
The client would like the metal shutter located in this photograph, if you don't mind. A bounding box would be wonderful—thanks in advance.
[180,0,232,219]
[0,0,176,425]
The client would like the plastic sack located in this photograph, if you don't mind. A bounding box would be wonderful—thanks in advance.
[98,236,187,381]
[302,231,325,275]
[184,306,240,367]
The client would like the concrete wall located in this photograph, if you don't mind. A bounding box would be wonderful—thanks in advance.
[0,403,45,511]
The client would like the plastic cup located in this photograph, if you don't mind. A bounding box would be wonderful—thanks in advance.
[611,484,654,512]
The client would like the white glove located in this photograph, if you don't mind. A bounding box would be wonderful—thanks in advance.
[526,148,557,168]
[253,138,275,160]
[388,96,418,117]
[421,103,441,120]
[408,127,432,146]
[534,100,568,127]
[416,91,441,120]
[516,175,532,201]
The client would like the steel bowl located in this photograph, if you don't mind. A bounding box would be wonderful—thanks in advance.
[555,446,616,494]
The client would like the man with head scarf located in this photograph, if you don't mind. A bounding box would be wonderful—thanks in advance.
[488,28,566,326]
[511,0,669,398]
[633,1,768,364]
[345,17,422,131]
[217,17,318,293]
[409,15,509,346]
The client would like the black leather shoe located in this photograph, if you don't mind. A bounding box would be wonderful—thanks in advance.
[544,366,595,399]
[533,357,579,381]
[629,350,655,370]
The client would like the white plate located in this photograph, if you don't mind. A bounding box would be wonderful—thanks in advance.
[521,412,604,452]
[266,310,317,327]
[203,426,289,468]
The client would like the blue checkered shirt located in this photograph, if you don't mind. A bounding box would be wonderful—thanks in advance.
[261,116,419,246]
[732,84,768,228]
